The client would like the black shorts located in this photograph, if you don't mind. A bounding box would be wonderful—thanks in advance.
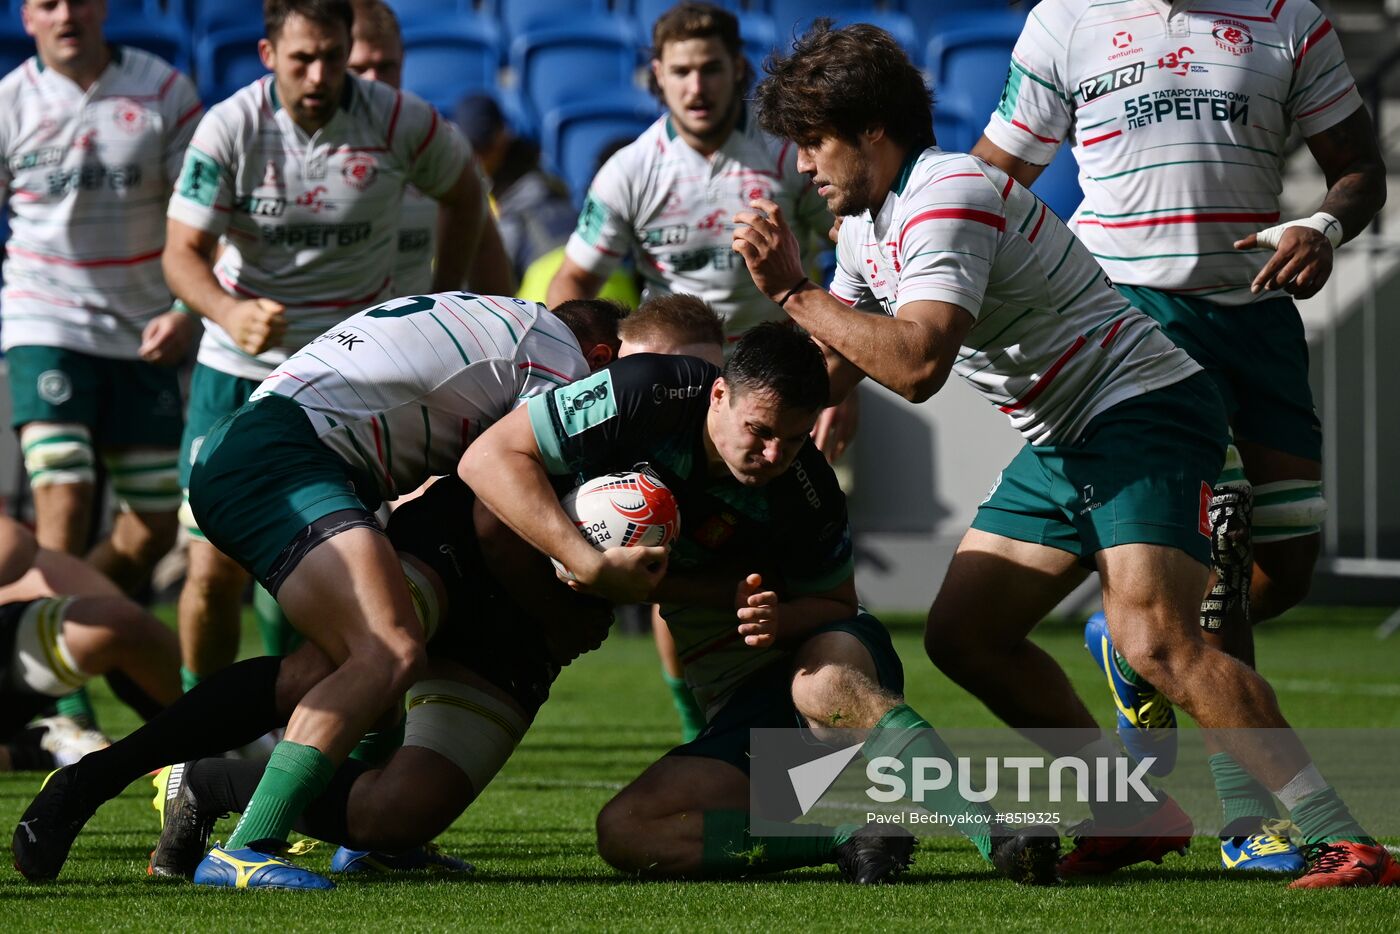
[0,600,55,737]
[387,476,561,718]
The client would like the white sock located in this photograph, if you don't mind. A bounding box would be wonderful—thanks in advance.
[1275,763,1329,812]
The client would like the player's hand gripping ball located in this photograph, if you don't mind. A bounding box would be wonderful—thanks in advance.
[551,470,680,577]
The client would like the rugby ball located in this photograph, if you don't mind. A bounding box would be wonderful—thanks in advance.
[551,470,680,576]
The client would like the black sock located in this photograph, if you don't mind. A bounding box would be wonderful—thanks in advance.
[6,727,57,771]
[105,670,166,721]
[188,755,371,848]
[72,656,286,806]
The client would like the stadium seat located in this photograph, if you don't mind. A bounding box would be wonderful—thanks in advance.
[737,13,778,69]
[389,0,473,26]
[764,0,880,34]
[194,23,266,105]
[107,19,191,75]
[400,19,502,114]
[541,91,661,207]
[1032,146,1084,222]
[482,0,611,42]
[790,11,921,58]
[926,13,1026,154]
[895,0,1025,45]
[192,0,262,36]
[510,20,642,119]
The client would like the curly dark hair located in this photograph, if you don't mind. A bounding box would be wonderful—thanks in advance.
[755,19,934,150]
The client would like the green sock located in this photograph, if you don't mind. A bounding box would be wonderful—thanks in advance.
[254,585,302,657]
[1208,752,1280,834]
[55,687,98,730]
[349,718,405,765]
[699,809,857,875]
[1112,651,1149,688]
[1289,788,1375,847]
[863,704,996,861]
[180,666,202,694]
[662,671,706,743]
[225,740,336,851]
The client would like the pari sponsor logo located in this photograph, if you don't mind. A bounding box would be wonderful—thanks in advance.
[787,748,1158,817]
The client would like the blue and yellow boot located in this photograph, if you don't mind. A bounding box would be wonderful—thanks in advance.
[1084,611,1177,776]
[330,842,474,874]
[1220,821,1305,873]
[192,844,335,890]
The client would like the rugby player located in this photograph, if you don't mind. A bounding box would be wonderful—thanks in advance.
[0,0,200,599]
[11,293,623,888]
[462,324,1060,885]
[164,0,486,691]
[971,0,1386,872]
[734,21,1395,888]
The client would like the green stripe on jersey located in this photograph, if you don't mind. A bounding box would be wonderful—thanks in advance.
[1053,271,1102,315]
[429,312,472,365]
[21,434,90,453]
[1046,239,1076,279]
[1091,159,1268,181]
[1080,204,1247,218]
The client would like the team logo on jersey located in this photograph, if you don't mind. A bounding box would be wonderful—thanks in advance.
[341,154,378,191]
[1212,19,1254,56]
[1107,30,1143,61]
[295,185,332,213]
[36,369,72,405]
[746,184,769,203]
[693,512,738,549]
[262,160,281,188]
[110,98,148,136]
[1079,62,1145,102]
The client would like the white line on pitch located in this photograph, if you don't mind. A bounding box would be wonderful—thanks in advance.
[1270,678,1400,697]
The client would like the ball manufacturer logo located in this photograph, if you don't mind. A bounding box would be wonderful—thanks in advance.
[1212,19,1254,55]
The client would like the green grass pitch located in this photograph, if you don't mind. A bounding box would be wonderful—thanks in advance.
[4,607,1397,931]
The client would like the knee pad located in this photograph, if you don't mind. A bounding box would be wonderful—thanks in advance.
[400,559,442,640]
[103,448,181,513]
[1252,480,1326,544]
[20,423,95,487]
[1215,443,1249,492]
[403,679,528,797]
[9,597,90,697]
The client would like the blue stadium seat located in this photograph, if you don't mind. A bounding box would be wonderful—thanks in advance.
[1032,146,1084,222]
[791,11,921,58]
[895,0,1024,45]
[192,0,262,36]
[765,0,879,34]
[107,19,191,74]
[401,19,502,114]
[194,24,266,105]
[926,13,1026,153]
[389,0,473,25]
[737,13,778,69]
[541,90,661,206]
[483,0,611,42]
[510,20,641,119]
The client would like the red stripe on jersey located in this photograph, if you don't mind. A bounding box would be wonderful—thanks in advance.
[899,208,1005,252]
[1099,318,1126,348]
[386,91,403,146]
[1077,210,1279,229]
[1297,82,1355,118]
[518,361,574,381]
[412,109,439,160]
[1011,119,1059,144]
[1271,0,1288,20]
[175,103,202,128]
[157,71,178,99]
[483,294,526,326]
[1192,10,1273,21]
[7,245,162,268]
[1295,20,1333,70]
[1026,203,1048,243]
[369,417,392,488]
[274,371,335,405]
[999,336,1087,413]
[931,173,986,185]
[1083,129,1122,147]
[832,292,857,306]
[1001,176,1015,201]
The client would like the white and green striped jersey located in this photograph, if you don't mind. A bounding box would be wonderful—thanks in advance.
[0,47,200,358]
[253,292,587,500]
[984,0,1361,305]
[394,184,436,295]
[168,74,469,380]
[564,108,831,342]
[831,148,1200,445]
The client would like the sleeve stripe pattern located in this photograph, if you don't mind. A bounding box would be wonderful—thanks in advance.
[7,245,163,268]
[1078,209,1279,229]
[412,108,439,160]
[1296,81,1356,118]
[1294,19,1334,70]
[1011,118,1060,144]
[899,208,1006,252]
[1271,0,1288,18]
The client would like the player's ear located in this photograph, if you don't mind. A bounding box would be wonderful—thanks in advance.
[258,37,277,71]
[862,124,885,148]
[584,343,615,371]
[711,377,728,408]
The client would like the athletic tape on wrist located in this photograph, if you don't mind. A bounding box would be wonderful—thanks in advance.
[1255,212,1342,251]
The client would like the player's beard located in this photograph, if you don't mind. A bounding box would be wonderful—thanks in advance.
[678,84,742,149]
[829,160,875,217]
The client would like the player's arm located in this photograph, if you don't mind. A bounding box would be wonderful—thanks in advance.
[1236,107,1387,299]
[162,218,286,355]
[458,406,667,605]
[546,256,608,306]
[429,163,487,292]
[467,212,517,296]
[971,135,1046,188]
[734,198,973,402]
[735,572,859,649]
[0,516,38,588]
